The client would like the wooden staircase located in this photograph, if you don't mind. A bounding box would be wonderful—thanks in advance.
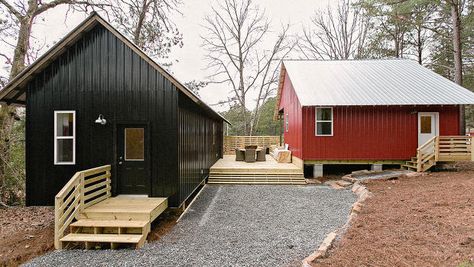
[55,165,168,250]
[404,136,473,172]
[208,155,306,185]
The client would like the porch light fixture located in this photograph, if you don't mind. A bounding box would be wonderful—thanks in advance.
[95,114,107,125]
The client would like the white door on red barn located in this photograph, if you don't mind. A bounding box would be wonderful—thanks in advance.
[418,112,439,148]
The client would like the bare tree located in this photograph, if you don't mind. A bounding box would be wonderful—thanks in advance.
[106,0,183,62]
[184,80,208,97]
[0,0,103,205]
[202,0,293,135]
[299,0,371,60]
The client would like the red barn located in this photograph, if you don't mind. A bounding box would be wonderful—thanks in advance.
[275,60,474,176]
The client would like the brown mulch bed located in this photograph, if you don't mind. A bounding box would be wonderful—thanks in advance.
[0,207,54,267]
[316,162,474,267]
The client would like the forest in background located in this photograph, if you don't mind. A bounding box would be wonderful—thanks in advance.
[0,0,473,205]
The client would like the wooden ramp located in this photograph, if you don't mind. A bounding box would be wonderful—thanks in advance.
[208,155,306,185]
[55,165,168,250]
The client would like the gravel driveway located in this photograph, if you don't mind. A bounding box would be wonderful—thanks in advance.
[25,185,355,267]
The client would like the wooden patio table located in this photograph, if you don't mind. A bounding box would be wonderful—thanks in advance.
[238,148,262,162]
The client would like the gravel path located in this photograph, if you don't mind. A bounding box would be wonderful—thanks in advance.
[25,185,355,267]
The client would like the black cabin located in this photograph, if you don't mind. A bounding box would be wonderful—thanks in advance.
[0,13,226,207]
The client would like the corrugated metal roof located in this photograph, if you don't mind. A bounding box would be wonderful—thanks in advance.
[283,59,474,106]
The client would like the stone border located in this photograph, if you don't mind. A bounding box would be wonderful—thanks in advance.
[302,171,424,266]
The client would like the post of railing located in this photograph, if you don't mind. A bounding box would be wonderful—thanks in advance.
[54,197,63,249]
[435,136,440,162]
[471,136,474,162]
[416,149,422,172]
[79,173,85,213]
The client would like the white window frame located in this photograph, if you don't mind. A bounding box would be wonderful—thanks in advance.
[285,113,289,132]
[54,111,76,165]
[315,107,333,137]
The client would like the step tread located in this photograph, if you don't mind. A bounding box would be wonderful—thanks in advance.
[60,233,143,243]
[70,219,148,228]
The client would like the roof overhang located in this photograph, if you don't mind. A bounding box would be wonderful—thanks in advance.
[273,63,287,121]
[0,12,229,123]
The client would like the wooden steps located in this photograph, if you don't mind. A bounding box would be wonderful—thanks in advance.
[60,233,146,249]
[61,218,150,249]
[61,233,144,243]
[70,219,148,228]
[208,155,306,185]
[58,196,167,250]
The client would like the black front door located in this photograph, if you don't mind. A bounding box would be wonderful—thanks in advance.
[117,124,149,195]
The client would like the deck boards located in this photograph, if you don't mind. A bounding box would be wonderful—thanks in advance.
[211,155,301,171]
[61,233,143,243]
[83,196,167,218]
[61,196,167,249]
[209,155,306,185]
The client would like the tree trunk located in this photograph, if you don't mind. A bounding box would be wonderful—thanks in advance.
[133,0,149,47]
[10,17,33,78]
[417,28,423,65]
[450,0,464,134]
[0,16,32,197]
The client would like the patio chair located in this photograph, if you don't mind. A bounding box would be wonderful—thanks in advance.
[245,145,257,149]
[256,148,266,161]
[235,148,245,161]
[245,148,256,163]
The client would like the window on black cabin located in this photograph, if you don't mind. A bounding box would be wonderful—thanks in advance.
[54,111,76,165]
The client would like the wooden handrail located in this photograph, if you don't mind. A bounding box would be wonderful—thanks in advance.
[54,165,111,249]
[416,136,473,172]
[416,137,437,172]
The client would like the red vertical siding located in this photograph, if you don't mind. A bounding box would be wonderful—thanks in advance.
[278,72,303,158]
[302,105,460,160]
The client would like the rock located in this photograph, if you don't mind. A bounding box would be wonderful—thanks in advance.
[325,181,344,190]
[317,231,337,258]
[342,175,358,183]
[305,178,322,184]
[351,202,363,214]
[352,183,361,193]
[330,183,344,190]
[405,172,423,177]
[351,170,371,177]
[336,180,353,187]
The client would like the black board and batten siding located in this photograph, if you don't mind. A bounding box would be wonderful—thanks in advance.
[178,93,223,204]
[25,23,223,207]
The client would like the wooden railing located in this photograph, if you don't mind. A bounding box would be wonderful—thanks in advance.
[224,136,280,155]
[416,136,473,172]
[416,136,438,172]
[54,165,111,249]
[437,136,473,162]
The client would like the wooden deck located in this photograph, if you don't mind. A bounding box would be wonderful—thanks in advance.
[208,155,306,184]
[55,165,168,250]
[80,196,168,221]
[62,196,167,249]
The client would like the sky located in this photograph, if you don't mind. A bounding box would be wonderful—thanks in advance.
[1,0,336,111]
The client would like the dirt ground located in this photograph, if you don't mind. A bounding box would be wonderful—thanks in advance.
[0,207,54,267]
[0,206,180,267]
[316,162,474,267]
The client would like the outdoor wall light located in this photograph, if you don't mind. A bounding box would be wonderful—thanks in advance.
[95,114,107,125]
